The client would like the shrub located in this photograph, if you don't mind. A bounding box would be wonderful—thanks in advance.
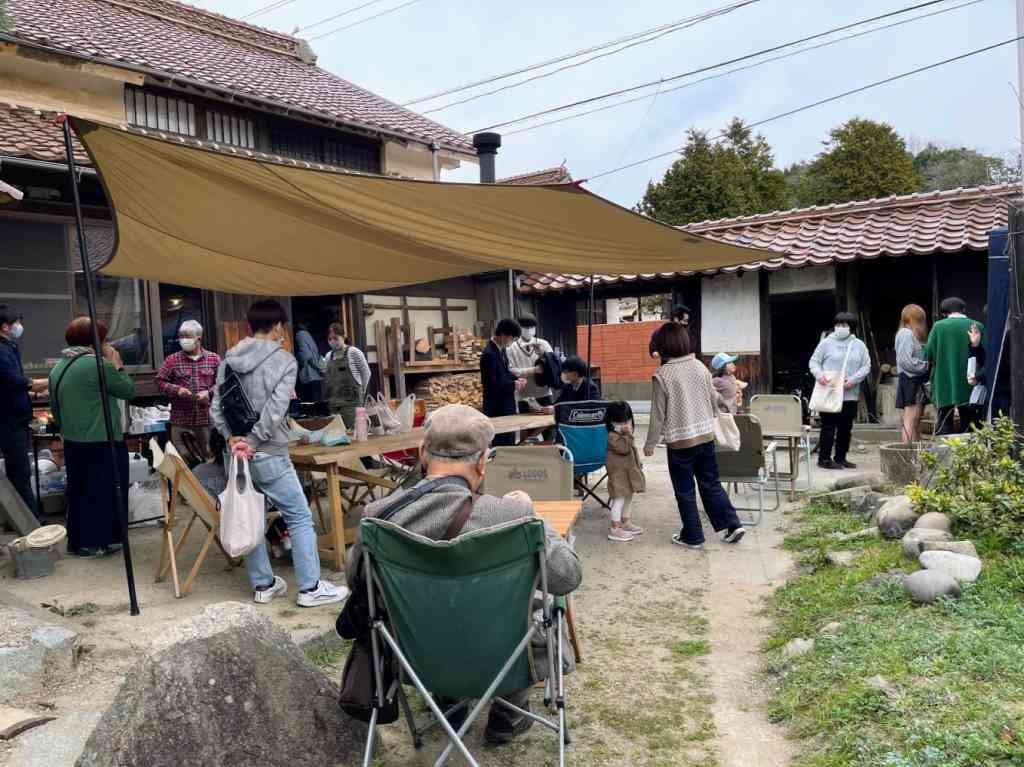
[908,417,1024,546]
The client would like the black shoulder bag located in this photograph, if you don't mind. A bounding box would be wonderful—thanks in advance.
[217,348,285,437]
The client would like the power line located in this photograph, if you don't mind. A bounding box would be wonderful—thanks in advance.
[241,0,301,21]
[504,0,984,137]
[402,0,760,107]
[421,1,759,115]
[466,0,959,135]
[298,0,390,32]
[584,36,1022,182]
[307,0,424,41]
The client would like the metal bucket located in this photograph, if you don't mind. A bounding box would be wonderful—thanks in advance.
[10,539,60,580]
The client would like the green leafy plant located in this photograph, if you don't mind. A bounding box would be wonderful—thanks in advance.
[908,418,1024,546]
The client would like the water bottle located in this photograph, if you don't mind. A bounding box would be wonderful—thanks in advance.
[354,407,369,442]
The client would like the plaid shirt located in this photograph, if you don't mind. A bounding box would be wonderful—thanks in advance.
[156,349,222,427]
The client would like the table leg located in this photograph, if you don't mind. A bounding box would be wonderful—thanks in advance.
[325,464,346,571]
[32,437,41,519]
[565,595,583,664]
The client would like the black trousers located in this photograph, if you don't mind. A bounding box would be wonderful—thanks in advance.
[0,424,36,518]
[819,400,857,463]
[935,404,982,436]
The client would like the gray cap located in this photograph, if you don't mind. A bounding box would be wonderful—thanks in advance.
[423,404,494,459]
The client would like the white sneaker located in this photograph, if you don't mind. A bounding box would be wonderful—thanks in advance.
[671,533,705,551]
[607,527,635,543]
[297,580,350,608]
[253,575,287,604]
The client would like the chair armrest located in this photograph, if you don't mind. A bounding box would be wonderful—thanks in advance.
[764,440,779,455]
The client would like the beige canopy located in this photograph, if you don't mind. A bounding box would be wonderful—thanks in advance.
[73,118,765,296]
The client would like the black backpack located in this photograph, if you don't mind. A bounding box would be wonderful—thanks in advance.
[218,363,260,436]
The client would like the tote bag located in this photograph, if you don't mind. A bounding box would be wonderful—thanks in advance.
[218,456,266,558]
[713,412,742,452]
[809,342,854,414]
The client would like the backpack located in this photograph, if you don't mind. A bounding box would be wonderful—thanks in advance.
[218,363,260,437]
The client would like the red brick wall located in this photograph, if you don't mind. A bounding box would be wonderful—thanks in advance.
[576,321,663,383]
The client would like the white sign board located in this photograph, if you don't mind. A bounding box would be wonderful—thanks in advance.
[769,265,836,295]
[701,272,760,354]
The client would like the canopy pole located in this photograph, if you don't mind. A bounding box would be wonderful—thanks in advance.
[507,270,516,318]
[60,116,140,617]
[586,274,595,380]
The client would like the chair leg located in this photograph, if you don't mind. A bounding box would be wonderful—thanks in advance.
[158,514,195,582]
[565,596,583,664]
[158,527,182,598]
[181,527,216,596]
[362,706,379,767]
[397,685,423,749]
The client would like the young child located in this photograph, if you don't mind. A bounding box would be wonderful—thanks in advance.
[710,352,747,414]
[605,401,646,542]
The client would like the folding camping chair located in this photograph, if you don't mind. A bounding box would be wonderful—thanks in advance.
[482,445,575,501]
[555,400,611,509]
[360,517,571,767]
[715,414,781,527]
[749,394,813,498]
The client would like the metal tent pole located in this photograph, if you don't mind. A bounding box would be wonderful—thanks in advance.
[586,275,595,378]
[60,116,140,616]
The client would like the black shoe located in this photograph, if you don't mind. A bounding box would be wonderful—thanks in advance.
[817,460,839,470]
[724,526,746,544]
[838,460,857,469]
[484,701,534,745]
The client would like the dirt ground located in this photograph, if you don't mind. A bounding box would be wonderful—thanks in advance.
[0,428,883,767]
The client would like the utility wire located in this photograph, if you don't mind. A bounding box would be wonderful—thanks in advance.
[403,0,760,107]
[307,0,424,41]
[467,0,959,134]
[298,0,390,32]
[422,1,759,115]
[504,0,984,137]
[584,36,1022,182]
[241,0,302,21]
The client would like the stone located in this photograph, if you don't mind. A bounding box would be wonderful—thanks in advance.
[876,496,919,539]
[8,711,102,767]
[76,602,366,767]
[901,528,953,559]
[858,570,907,591]
[864,675,898,698]
[833,473,887,492]
[854,491,889,523]
[919,551,982,584]
[914,512,952,533]
[813,485,872,511]
[826,551,856,567]
[904,569,962,603]
[820,621,842,636]
[782,637,814,658]
[920,540,979,559]
[0,606,79,705]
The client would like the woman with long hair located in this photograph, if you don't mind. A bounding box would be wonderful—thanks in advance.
[895,304,930,443]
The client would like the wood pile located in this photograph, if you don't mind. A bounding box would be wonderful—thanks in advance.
[414,372,483,411]
[456,333,485,365]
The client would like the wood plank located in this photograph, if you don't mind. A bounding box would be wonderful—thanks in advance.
[0,477,40,536]
[290,414,555,466]
[533,500,583,538]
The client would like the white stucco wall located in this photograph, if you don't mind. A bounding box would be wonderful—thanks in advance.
[701,272,761,354]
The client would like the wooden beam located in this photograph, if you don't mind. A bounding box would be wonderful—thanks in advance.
[363,302,468,312]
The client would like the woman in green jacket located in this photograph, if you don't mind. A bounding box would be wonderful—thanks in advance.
[49,317,135,557]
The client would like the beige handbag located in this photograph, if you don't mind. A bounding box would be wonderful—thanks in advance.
[713,412,742,452]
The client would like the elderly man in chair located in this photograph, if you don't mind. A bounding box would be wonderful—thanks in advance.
[345,404,582,744]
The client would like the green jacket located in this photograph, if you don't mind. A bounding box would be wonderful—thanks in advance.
[924,316,983,408]
[49,353,135,442]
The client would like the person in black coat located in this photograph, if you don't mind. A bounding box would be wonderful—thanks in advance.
[480,318,525,446]
[557,355,601,403]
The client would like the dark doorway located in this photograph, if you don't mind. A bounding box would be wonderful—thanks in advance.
[770,290,836,397]
[291,295,344,356]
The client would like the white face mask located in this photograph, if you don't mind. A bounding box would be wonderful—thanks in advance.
[10,322,24,340]
[328,338,344,351]
[179,337,197,352]
[612,422,629,434]
[521,327,536,341]
[834,325,851,340]
[561,373,572,385]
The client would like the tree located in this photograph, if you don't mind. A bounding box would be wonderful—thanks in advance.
[792,118,920,206]
[636,118,786,225]
[913,144,1020,191]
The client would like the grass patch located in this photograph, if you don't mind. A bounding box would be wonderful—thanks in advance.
[41,601,100,618]
[766,498,1024,766]
[672,639,711,658]
[305,639,351,669]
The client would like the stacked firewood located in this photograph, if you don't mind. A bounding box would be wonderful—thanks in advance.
[457,333,485,365]
[414,373,483,411]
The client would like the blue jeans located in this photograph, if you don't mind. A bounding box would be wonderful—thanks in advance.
[244,454,321,592]
[667,441,741,545]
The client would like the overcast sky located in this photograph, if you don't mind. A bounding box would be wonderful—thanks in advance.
[197,0,1019,208]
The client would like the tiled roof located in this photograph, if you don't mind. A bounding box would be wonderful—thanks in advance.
[498,165,573,185]
[519,185,1018,293]
[5,0,474,154]
[0,104,91,164]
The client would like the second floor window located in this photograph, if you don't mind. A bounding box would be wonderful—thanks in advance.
[206,111,256,150]
[125,87,196,136]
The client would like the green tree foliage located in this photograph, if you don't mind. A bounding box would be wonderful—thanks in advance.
[789,118,920,207]
[913,143,1020,191]
[636,118,786,225]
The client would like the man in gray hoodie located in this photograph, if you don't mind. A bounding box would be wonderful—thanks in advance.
[211,300,347,608]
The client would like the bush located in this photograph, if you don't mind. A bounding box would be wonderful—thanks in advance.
[908,418,1024,546]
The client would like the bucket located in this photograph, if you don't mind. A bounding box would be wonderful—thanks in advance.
[11,542,60,579]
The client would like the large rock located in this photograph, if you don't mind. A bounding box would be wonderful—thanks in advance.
[0,605,79,704]
[901,528,953,559]
[782,638,814,658]
[921,540,979,558]
[876,496,919,539]
[904,570,961,603]
[914,512,952,534]
[826,550,856,567]
[919,551,982,584]
[76,602,365,767]
[834,473,887,492]
[855,491,890,523]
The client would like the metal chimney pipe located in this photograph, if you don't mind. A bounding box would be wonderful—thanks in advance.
[472,132,501,183]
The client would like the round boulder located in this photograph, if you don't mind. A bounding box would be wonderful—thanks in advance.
[920,540,979,559]
[919,550,982,584]
[901,528,952,559]
[876,496,919,539]
[904,570,961,604]
[914,512,952,534]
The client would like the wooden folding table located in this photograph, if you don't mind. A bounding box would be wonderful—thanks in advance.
[534,499,584,663]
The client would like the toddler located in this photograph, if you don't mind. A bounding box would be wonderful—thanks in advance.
[605,401,646,542]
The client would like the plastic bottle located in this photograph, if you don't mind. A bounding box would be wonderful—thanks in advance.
[354,407,369,442]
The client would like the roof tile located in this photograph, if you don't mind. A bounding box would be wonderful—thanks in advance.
[0,105,90,164]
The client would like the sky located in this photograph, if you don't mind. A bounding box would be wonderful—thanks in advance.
[194,0,1020,208]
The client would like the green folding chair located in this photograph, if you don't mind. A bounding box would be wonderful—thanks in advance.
[360,516,570,767]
